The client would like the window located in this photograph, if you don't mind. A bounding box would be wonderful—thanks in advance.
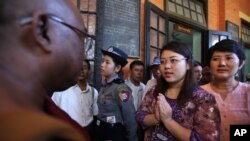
[241,20,250,48]
[145,2,168,80]
[149,7,167,64]
[73,0,97,85]
[165,0,207,27]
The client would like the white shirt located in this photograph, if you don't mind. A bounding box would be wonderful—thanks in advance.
[52,84,98,127]
[125,78,145,110]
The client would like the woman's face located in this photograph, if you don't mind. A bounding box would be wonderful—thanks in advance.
[100,55,119,80]
[210,51,241,81]
[160,50,190,85]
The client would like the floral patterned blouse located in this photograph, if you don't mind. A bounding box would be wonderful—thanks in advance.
[136,86,220,141]
[202,82,250,141]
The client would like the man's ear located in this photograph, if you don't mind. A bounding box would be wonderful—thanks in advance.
[31,12,51,53]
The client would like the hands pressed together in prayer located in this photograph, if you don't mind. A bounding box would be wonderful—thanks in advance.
[153,93,173,124]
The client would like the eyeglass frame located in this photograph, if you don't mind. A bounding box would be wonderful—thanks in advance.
[19,14,94,38]
[160,57,187,66]
[19,13,95,55]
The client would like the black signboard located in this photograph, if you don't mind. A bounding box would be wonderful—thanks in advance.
[97,0,140,58]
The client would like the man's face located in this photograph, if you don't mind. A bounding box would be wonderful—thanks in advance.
[51,0,86,88]
[130,65,144,83]
[78,61,90,81]
[194,66,202,81]
[151,65,161,79]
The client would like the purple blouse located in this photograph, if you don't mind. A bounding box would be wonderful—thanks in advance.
[136,86,220,141]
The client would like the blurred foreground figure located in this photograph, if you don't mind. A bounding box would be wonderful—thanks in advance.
[0,0,89,140]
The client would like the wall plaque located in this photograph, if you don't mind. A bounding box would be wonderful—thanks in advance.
[97,0,140,58]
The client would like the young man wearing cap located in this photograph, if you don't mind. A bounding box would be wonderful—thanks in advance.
[144,56,161,95]
[96,46,138,141]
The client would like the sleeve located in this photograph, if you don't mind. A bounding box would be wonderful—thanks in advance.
[190,92,221,141]
[116,84,138,141]
[136,87,155,126]
[93,88,99,116]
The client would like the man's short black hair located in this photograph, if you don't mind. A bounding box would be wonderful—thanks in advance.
[129,60,144,70]
[84,59,91,70]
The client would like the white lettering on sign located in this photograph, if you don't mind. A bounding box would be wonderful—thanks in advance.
[234,129,247,136]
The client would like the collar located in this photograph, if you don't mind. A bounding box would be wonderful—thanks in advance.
[77,83,91,93]
[126,76,143,88]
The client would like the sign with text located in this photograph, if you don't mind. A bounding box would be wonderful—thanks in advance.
[230,125,250,141]
[174,24,193,35]
[97,0,140,58]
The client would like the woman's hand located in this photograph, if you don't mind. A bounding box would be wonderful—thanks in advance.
[152,99,160,123]
[157,93,173,122]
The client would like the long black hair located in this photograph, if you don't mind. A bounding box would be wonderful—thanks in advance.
[153,41,197,106]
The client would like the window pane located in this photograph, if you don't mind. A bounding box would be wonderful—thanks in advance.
[159,33,166,48]
[242,27,245,33]
[89,0,96,12]
[220,35,227,41]
[176,5,184,15]
[81,14,96,35]
[150,11,157,28]
[81,14,88,27]
[184,8,190,18]
[191,11,197,21]
[168,2,176,13]
[159,17,166,33]
[88,14,96,35]
[189,1,195,11]
[176,0,182,5]
[150,29,158,47]
[80,0,88,11]
[183,0,189,8]
[197,14,203,24]
[85,38,95,60]
[242,34,246,41]
[150,48,158,65]
[196,4,201,13]
[211,35,219,46]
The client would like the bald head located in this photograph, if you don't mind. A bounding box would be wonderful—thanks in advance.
[0,0,84,45]
[0,0,78,21]
[0,0,86,93]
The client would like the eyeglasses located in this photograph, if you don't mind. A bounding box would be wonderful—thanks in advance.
[160,58,187,66]
[19,14,95,55]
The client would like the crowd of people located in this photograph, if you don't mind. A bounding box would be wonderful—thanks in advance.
[0,0,250,141]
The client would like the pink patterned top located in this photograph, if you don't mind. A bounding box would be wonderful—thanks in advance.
[136,86,220,141]
[201,82,250,141]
